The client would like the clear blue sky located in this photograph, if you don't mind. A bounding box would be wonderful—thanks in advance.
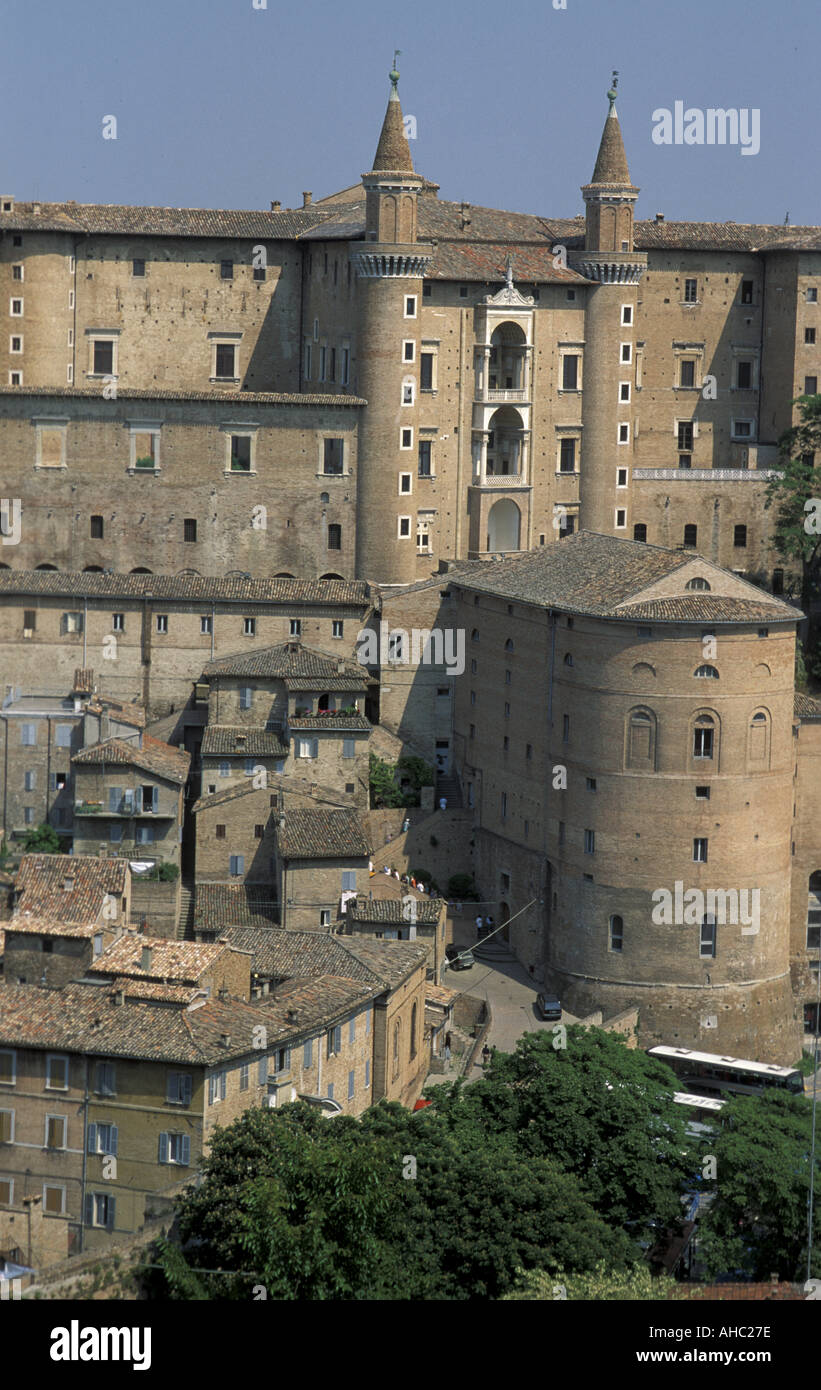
[5,0,819,225]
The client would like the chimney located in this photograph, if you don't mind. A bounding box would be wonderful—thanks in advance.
[460,201,471,228]
[336,658,345,674]
[286,1008,299,1022]
[220,1032,231,1047]
[33,202,41,216]
[113,988,125,1006]
[271,200,281,211]
[302,191,312,208]
[63,877,75,893]
[0,196,14,214]
[655,213,665,222]
[140,945,153,972]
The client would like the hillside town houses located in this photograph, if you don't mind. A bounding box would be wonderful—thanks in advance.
[2,68,821,1273]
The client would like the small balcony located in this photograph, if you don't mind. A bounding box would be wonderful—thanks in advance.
[74,800,174,819]
[480,387,529,404]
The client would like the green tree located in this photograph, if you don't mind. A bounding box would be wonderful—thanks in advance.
[503,1260,676,1301]
[764,395,821,649]
[427,1029,696,1230]
[22,823,61,854]
[368,753,405,808]
[696,1090,821,1281]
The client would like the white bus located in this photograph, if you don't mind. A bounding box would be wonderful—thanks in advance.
[648,1046,803,1098]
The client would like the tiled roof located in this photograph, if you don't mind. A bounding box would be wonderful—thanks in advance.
[4,915,103,940]
[202,642,368,684]
[201,726,289,758]
[265,974,376,1029]
[85,697,147,729]
[634,221,821,253]
[87,934,243,983]
[795,692,821,719]
[103,977,203,1004]
[615,596,798,624]
[425,983,459,1008]
[0,980,298,1064]
[224,924,425,991]
[347,896,443,925]
[427,242,587,284]
[0,570,370,607]
[225,926,382,984]
[337,938,428,989]
[72,734,191,784]
[450,531,799,621]
[194,884,279,932]
[0,202,332,238]
[0,385,364,407]
[13,854,127,927]
[191,779,271,814]
[277,808,370,860]
[288,715,370,733]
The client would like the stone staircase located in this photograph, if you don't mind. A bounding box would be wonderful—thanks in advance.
[178,883,195,939]
[435,772,463,810]
[473,934,514,963]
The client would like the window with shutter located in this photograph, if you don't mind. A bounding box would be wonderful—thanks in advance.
[303,1039,313,1068]
[158,1132,169,1163]
[258,1056,267,1084]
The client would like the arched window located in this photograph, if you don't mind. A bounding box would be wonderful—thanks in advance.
[392,1019,401,1079]
[563,652,573,667]
[130,567,152,574]
[504,638,514,652]
[471,629,480,643]
[274,572,295,579]
[35,563,58,571]
[695,665,719,678]
[686,576,711,591]
[320,572,344,581]
[409,1002,418,1059]
[693,713,716,761]
[320,492,330,504]
[633,523,647,543]
[609,915,624,952]
[626,707,657,769]
[632,661,656,678]
[748,709,770,765]
[317,692,332,711]
[83,565,104,573]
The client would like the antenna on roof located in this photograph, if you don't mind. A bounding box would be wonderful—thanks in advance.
[785,211,790,225]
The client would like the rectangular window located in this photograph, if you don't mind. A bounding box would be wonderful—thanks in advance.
[736,360,753,389]
[620,342,632,363]
[159,1132,191,1165]
[10,298,23,316]
[21,723,37,746]
[341,347,350,385]
[200,615,212,635]
[220,259,234,280]
[562,714,570,743]
[43,1185,65,1215]
[36,423,67,468]
[404,295,417,318]
[0,1051,16,1086]
[559,437,576,472]
[348,1070,355,1101]
[332,619,344,639]
[807,287,818,303]
[679,359,696,388]
[806,327,816,345]
[693,837,708,863]
[24,769,35,791]
[584,829,595,854]
[418,439,433,477]
[184,518,197,543]
[365,1059,371,1089]
[133,258,146,277]
[229,854,245,876]
[398,516,411,538]
[740,280,753,304]
[323,438,344,475]
[0,1109,13,1144]
[619,381,631,402]
[239,685,252,709]
[92,339,114,375]
[342,737,356,759]
[700,917,717,958]
[290,618,301,636]
[215,343,236,380]
[166,1072,193,1105]
[229,434,252,471]
[94,1062,116,1095]
[561,355,579,390]
[341,870,356,892]
[693,726,713,758]
[46,1055,68,1090]
[684,279,698,303]
[215,824,226,839]
[402,339,415,363]
[304,343,312,379]
[132,428,159,470]
[12,264,23,281]
[327,1025,342,1057]
[677,422,694,451]
[621,305,633,325]
[695,785,710,800]
[615,508,626,528]
[806,377,818,395]
[420,352,434,390]
[400,427,413,450]
[156,614,168,633]
[609,917,623,952]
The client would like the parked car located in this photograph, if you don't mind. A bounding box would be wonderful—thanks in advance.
[445,944,475,971]
[535,993,562,1021]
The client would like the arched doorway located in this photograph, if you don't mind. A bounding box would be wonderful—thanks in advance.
[499,901,510,943]
[487,498,521,553]
[489,323,527,391]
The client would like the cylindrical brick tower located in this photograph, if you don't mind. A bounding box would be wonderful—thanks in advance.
[545,604,802,1064]
[352,67,432,585]
[572,78,647,538]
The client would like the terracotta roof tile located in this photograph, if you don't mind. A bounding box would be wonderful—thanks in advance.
[72,735,190,784]
[0,202,332,238]
[200,726,289,758]
[13,854,127,927]
[347,896,443,925]
[87,934,243,983]
[0,569,370,607]
[194,884,279,932]
[277,808,370,860]
[202,642,369,683]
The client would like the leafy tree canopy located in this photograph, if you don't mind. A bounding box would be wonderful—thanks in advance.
[22,823,61,854]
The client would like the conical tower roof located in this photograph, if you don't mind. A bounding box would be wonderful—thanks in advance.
[590,80,631,184]
[371,64,415,173]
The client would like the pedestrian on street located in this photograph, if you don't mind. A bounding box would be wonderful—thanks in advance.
[475,914,483,938]
[484,915,494,935]
[439,796,447,811]
[481,1044,491,1067]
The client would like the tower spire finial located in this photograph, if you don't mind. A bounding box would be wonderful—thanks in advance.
[390,50,401,91]
[608,70,619,112]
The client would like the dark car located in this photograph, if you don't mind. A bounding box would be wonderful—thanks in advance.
[535,993,562,1021]
[445,944,475,971]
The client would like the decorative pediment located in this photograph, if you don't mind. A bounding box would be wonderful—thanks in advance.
[482,282,535,307]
